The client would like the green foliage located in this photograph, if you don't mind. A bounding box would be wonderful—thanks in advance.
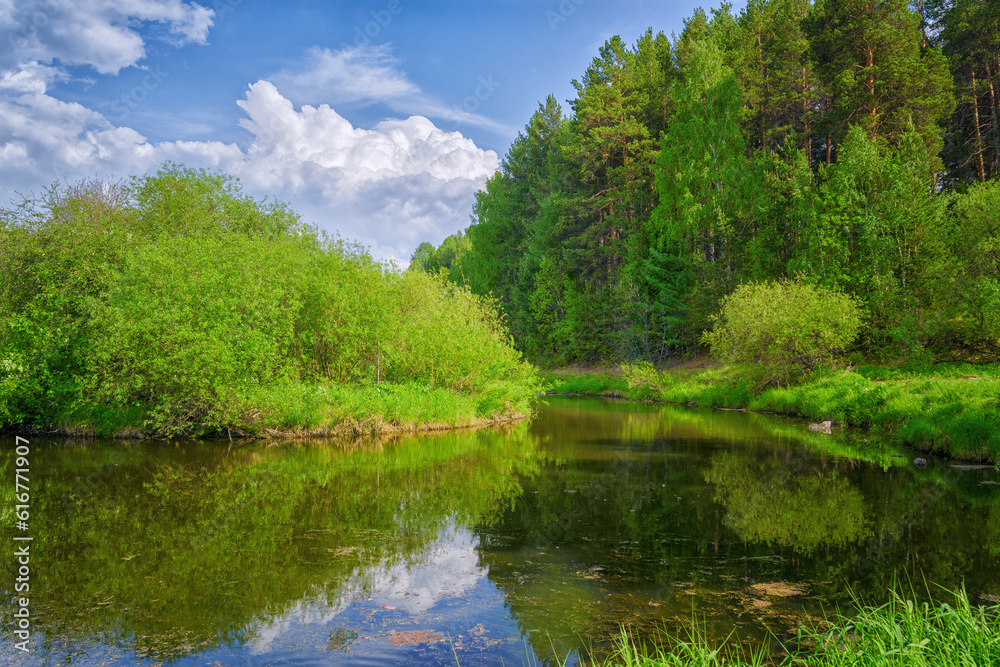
[620,361,673,396]
[650,37,760,343]
[83,231,306,435]
[922,179,1000,354]
[702,280,862,385]
[539,371,630,397]
[385,270,540,416]
[813,126,948,345]
[0,166,540,436]
[403,2,994,368]
[407,231,472,279]
[805,0,955,160]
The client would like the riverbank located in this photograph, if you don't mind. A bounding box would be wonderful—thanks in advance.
[7,381,534,440]
[542,361,1000,465]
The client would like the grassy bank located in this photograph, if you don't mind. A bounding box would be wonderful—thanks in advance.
[543,362,1000,464]
[591,587,999,667]
[26,380,534,439]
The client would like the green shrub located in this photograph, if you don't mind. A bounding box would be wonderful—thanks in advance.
[0,166,540,436]
[385,270,540,414]
[620,361,673,397]
[83,231,307,435]
[702,279,862,386]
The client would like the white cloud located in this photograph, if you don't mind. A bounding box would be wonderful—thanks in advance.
[0,7,504,262]
[273,45,419,106]
[232,80,498,261]
[273,44,515,136]
[0,71,497,263]
[0,61,65,93]
[1,0,215,74]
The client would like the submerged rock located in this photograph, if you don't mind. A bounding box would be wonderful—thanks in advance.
[808,421,833,434]
[328,627,359,651]
[913,458,927,468]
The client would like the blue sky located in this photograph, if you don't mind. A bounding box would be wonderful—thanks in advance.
[1,0,743,262]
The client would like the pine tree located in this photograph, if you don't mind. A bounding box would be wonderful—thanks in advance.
[731,0,821,157]
[806,0,954,165]
[928,0,1000,182]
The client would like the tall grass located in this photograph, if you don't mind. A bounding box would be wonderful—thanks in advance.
[577,587,998,667]
[602,624,766,667]
[785,587,1000,667]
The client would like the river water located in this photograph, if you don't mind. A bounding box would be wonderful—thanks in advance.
[2,396,998,665]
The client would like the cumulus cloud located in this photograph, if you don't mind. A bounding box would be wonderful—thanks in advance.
[232,80,498,260]
[1,0,215,74]
[0,73,498,263]
[0,5,502,262]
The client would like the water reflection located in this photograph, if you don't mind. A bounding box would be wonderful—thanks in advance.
[1,397,998,665]
[706,449,870,551]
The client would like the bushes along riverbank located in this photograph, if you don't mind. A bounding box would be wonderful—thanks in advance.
[0,168,541,438]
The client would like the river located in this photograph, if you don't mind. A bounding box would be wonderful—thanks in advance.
[2,396,998,665]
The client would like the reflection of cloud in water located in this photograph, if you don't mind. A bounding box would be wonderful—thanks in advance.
[367,523,485,613]
[247,521,486,654]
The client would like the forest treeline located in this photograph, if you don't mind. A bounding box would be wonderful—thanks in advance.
[0,167,539,436]
[412,0,1000,364]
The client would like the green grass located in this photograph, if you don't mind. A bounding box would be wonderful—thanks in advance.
[47,380,534,439]
[561,361,1000,464]
[541,370,632,397]
[780,588,1000,667]
[599,624,767,667]
[251,379,537,436]
[556,587,999,667]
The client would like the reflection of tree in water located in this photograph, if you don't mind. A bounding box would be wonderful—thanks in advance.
[0,425,543,662]
[9,401,1000,664]
[705,449,870,552]
[485,400,997,662]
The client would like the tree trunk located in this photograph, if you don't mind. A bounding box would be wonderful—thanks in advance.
[826,97,833,165]
[917,0,927,48]
[802,66,812,168]
[972,72,986,182]
[986,61,1000,177]
[758,27,767,148]
[866,48,877,141]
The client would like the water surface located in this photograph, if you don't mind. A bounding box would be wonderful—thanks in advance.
[2,397,999,665]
